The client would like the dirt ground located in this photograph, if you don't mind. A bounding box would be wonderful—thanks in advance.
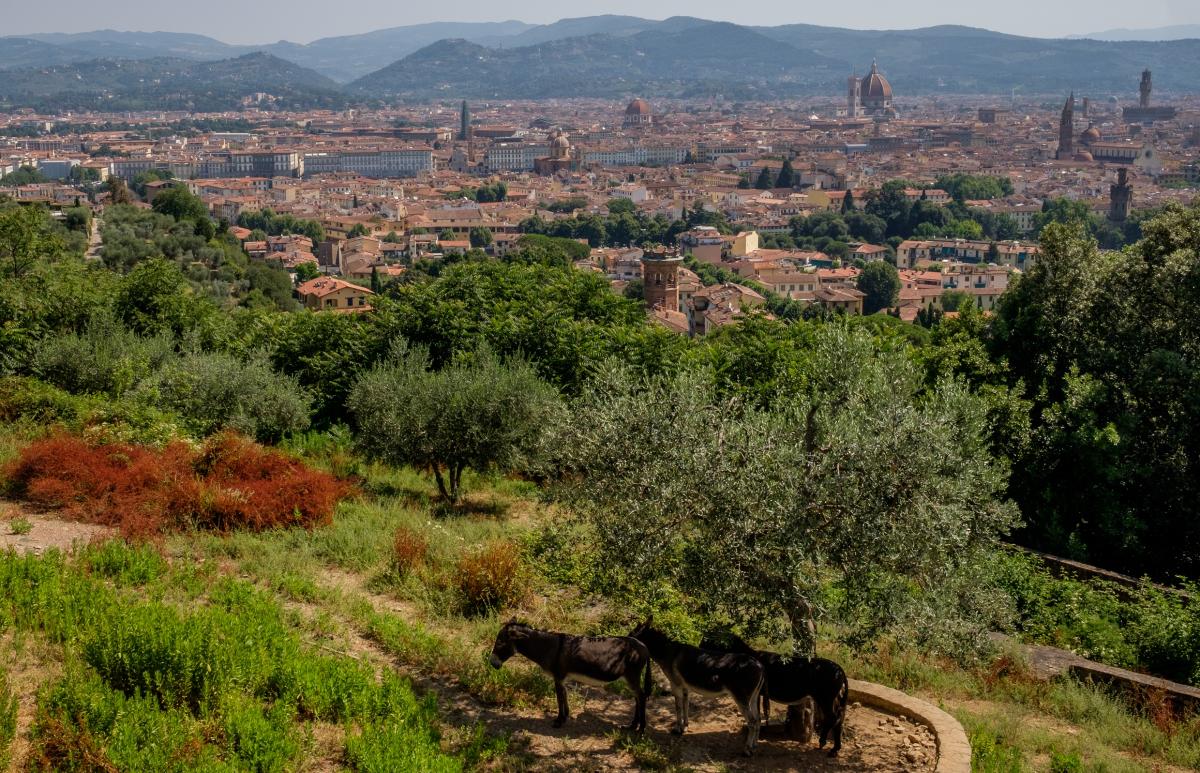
[0,502,115,556]
[305,569,938,773]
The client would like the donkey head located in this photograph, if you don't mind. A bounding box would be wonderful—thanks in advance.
[627,615,655,641]
[489,618,527,669]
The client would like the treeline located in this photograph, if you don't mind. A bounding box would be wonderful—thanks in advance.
[236,209,326,244]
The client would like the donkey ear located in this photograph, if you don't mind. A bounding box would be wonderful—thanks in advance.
[645,614,654,626]
[506,617,518,625]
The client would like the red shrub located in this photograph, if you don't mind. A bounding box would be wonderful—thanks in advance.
[3,433,349,538]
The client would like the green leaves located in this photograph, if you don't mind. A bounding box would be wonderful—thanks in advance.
[552,325,1018,653]
[349,344,561,503]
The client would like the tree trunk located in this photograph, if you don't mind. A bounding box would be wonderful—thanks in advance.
[450,463,463,504]
[432,464,451,502]
[787,599,818,658]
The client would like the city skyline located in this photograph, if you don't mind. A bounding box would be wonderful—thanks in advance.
[3,0,1199,45]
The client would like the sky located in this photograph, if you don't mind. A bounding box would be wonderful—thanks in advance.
[5,0,1199,44]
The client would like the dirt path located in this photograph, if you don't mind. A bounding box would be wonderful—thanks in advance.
[1,635,63,773]
[297,568,937,772]
[0,503,115,556]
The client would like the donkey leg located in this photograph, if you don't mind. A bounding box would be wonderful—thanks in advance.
[624,673,645,732]
[552,680,570,728]
[681,688,690,732]
[740,696,761,757]
[670,687,686,734]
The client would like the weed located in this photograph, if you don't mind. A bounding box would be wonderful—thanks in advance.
[8,517,31,536]
[454,540,525,615]
[0,672,17,769]
[81,540,166,586]
[392,525,428,577]
[3,433,348,538]
[1049,750,1083,773]
[970,726,1026,772]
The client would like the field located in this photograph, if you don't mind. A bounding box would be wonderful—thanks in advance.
[1,430,1198,773]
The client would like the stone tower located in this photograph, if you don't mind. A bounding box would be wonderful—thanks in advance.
[847,74,860,118]
[1139,70,1152,109]
[641,247,683,313]
[1109,168,1133,222]
[459,100,471,141]
[1056,93,1075,160]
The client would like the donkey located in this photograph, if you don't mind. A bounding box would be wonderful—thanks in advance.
[699,632,848,757]
[628,619,765,756]
[489,619,652,732]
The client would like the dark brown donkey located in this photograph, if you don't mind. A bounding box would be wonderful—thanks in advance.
[488,620,652,731]
[700,632,848,757]
[628,619,765,756]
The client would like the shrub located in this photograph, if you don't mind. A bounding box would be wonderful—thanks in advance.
[138,352,311,443]
[454,540,525,615]
[392,526,428,577]
[2,433,348,537]
[0,376,179,446]
[8,517,31,535]
[1049,751,1082,773]
[29,324,174,397]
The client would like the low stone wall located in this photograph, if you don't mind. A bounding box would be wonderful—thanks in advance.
[849,679,971,773]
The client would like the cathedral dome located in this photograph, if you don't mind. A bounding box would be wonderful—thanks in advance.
[1080,126,1101,145]
[1074,149,1094,163]
[551,131,570,149]
[625,98,652,116]
[860,60,892,100]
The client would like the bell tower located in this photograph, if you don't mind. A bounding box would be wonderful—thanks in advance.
[1056,93,1075,160]
[1109,168,1133,223]
[1139,70,1152,109]
[641,247,683,313]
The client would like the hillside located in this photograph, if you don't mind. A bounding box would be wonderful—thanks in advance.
[0,52,345,111]
[7,16,1200,90]
[350,22,843,99]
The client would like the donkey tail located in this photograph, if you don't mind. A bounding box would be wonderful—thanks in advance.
[642,651,653,698]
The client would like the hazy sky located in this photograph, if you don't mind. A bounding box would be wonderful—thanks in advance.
[5,0,1199,44]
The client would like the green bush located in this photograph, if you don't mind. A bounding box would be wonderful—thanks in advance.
[970,727,1025,772]
[81,540,168,586]
[138,351,311,443]
[1049,751,1083,773]
[995,552,1200,686]
[29,323,174,396]
[0,376,180,445]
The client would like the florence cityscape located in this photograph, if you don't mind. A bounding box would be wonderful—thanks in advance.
[0,2,1199,771]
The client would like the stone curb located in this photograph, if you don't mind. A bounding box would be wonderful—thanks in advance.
[849,679,971,773]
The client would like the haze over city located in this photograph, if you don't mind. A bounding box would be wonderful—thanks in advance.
[4,0,1200,42]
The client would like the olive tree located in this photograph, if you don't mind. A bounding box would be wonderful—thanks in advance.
[349,344,561,504]
[551,324,1018,655]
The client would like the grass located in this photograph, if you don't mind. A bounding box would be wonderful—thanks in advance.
[7,517,31,536]
[0,542,503,771]
[2,426,1198,772]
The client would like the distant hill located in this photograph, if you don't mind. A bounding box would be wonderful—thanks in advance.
[1,22,537,83]
[350,20,844,99]
[0,52,344,112]
[754,23,1200,93]
[4,16,1200,102]
[1072,24,1200,41]
[256,21,536,83]
[351,18,1200,98]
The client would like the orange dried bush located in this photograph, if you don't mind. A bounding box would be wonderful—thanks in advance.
[3,433,348,538]
[453,539,525,615]
[391,526,428,577]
